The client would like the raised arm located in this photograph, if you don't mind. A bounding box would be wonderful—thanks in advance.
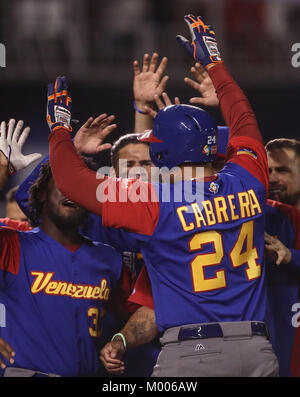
[48,77,159,234]
[184,62,220,107]
[177,15,268,189]
[133,53,168,133]
[176,14,263,143]
[0,119,40,368]
[0,119,42,192]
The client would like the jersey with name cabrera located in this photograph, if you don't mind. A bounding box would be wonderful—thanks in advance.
[0,227,122,377]
[48,63,269,332]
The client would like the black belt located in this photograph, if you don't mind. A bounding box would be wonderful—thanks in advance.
[178,322,269,341]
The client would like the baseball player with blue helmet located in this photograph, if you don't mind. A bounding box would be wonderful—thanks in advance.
[47,15,278,377]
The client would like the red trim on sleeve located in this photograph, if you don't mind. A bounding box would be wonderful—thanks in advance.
[227,136,269,191]
[208,64,263,143]
[0,227,20,275]
[207,64,268,192]
[128,265,154,310]
[0,218,32,232]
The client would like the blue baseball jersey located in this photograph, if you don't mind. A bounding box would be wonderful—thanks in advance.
[0,227,122,377]
[15,161,160,377]
[265,200,300,376]
[103,137,269,331]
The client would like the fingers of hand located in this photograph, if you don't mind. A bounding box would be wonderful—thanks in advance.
[155,56,168,78]
[142,53,150,73]
[90,113,109,128]
[149,52,159,73]
[184,77,201,91]
[133,60,141,76]
[12,120,25,143]
[154,94,165,110]
[82,117,94,130]
[7,118,16,142]
[0,339,15,368]
[161,92,172,106]
[157,75,169,93]
[16,126,30,148]
[144,105,157,119]
[98,115,116,131]
[97,143,112,152]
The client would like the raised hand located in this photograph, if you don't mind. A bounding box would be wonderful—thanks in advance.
[176,15,222,67]
[133,52,169,110]
[0,119,42,175]
[73,114,117,154]
[184,62,219,107]
[47,76,72,133]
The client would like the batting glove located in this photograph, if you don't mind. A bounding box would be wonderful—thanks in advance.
[0,119,42,175]
[47,76,72,133]
[176,15,223,67]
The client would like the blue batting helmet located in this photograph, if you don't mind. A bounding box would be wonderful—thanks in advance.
[139,104,219,168]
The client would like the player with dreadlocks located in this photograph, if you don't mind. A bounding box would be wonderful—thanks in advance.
[0,123,124,376]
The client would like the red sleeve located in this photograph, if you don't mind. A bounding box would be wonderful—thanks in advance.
[49,129,159,235]
[0,227,20,275]
[49,130,102,215]
[208,64,268,190]
[128,265,154,310]
[208,64,263,143]
[0,218,32,232]
[226,136,269,190]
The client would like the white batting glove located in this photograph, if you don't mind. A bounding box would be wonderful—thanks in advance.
[0,119,42,175]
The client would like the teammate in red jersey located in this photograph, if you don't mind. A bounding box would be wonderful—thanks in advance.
[47,15,278,377]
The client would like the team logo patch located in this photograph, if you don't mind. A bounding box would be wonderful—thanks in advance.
[237,148,257,159]
[202,145,211,156]
[209,182,219,194]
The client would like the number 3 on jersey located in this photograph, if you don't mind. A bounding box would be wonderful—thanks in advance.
[189,220,261,292]
[88,307,105,337]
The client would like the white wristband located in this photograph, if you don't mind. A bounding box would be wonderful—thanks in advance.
[111,332,127,349]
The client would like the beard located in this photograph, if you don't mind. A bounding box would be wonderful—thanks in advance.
[269,188,300,206]
[45,203,89,231]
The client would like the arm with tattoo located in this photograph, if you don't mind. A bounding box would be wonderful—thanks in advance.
[99,306,158,374]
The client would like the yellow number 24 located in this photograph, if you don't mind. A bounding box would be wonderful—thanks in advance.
[189,220,261,292]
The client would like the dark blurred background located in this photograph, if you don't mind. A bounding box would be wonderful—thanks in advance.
[0,0,300,215]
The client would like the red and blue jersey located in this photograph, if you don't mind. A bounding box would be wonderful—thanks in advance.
[48,64,269,333]
[117,141,268,330]
[0,227,122,377]
[15,162,160,376]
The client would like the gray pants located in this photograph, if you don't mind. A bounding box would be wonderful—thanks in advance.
[152,321,279,377]
[3,367,60,377]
